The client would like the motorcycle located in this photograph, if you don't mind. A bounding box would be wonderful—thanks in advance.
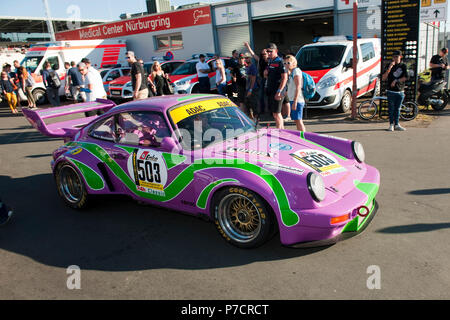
[417,76,449,111]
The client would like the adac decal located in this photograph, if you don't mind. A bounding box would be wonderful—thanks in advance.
[170,98,235,124]
[290,149,346,176]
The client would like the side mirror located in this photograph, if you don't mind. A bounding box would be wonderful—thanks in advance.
[106,77,113,81]
[160,136,180,152]
[344,59,353,69]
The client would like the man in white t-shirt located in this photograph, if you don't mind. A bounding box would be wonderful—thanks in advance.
[80,58,106,101]
[196,54,211,93]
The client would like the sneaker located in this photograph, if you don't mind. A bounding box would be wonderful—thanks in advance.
[387,124,394,131]
[0,202,13,226]
[394,125,406,131]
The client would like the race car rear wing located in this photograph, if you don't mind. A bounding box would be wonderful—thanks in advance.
[22,99,116,140]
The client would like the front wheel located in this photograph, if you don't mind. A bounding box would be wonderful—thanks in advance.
[55,163,89,209]
[358,100,378,120]
[212,187,275,248]
[338,90,352,113]
[400,101,419,121]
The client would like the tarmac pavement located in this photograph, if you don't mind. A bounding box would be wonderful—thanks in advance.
[0,100,449,299]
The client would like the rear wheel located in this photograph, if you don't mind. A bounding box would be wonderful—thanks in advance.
[430,92,448,111]
[32,88,47,105]
[400,101,419,121]
[358,100,378,120]
[338,90,352,113]
[55,163,89,209]
[212,187,274,248]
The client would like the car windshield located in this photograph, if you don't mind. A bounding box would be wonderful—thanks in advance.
[171,61,197,75]
[122,69,131,76]
[173,105,255,150]
[296,45,346,70]
[21,56,43,73]
[100,70,108,78]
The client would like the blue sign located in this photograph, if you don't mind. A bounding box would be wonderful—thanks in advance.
[269,143,293,151]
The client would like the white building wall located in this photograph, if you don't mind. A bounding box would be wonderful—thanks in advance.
[121,24,215,62]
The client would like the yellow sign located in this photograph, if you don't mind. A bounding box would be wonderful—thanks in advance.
[422,0,431,6]
[170,98,236,124]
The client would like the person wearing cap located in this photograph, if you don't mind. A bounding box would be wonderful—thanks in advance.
[265,43,288,129]
[382,50,408,131]
[80,57,107,102]
[196,54,211,93]
[429,48,449,82]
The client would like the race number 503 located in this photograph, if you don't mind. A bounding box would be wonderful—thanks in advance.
[136,159,161,183]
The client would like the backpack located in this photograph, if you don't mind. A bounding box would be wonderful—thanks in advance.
[48,70,61,89]
[302,72,316,100]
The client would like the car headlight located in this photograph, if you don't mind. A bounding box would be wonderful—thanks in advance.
[176,80,187,86]
[317,75,338,90]
[125,82,132,87]
[352,141,365,163]
[307,172,326,202]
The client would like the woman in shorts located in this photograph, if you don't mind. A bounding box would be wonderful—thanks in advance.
[284,55,306,132]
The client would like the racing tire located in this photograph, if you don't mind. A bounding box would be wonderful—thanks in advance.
[430,92,448,111]
[400,101,419,121]
[338,90,352,113]
[358,100,378,120]
[212,187,275,249]
[55,162,89,209]
[32,88,47,105]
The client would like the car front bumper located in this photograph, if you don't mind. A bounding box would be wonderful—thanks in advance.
[278,164,380,247]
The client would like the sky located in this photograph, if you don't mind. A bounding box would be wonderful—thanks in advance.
[0,0,223,20]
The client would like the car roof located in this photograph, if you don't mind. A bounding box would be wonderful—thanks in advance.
[111,94,224,113]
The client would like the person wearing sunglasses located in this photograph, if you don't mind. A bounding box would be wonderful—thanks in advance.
[284,55,306,132]
[265,43,288,129]
[127,51,149,100]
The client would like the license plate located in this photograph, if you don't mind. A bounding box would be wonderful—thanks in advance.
[111,90,121,95]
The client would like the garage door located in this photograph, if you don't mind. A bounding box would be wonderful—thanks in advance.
[217,24,250,57]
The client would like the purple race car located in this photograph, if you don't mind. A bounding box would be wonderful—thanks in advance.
[23,95,380,248]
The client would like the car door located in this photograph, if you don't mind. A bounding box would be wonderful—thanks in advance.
[107,110,180,202]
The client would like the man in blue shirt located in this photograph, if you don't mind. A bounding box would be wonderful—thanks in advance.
[65,61,85,102]
[265,43,288,129]
[42,61,61,106]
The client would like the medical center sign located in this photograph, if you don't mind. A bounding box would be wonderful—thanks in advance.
[55,7,212,40]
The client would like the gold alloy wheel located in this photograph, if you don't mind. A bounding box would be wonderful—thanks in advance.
[218,193,262,243]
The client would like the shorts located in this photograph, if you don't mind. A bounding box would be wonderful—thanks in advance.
[290,101,305,120]
[267,92,289,113]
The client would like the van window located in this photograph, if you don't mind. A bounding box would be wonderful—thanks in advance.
[21,56,43,73]
[45,56,60,70]
[344,48,359,66]
[360,43,375,62]
[296,45,346,71]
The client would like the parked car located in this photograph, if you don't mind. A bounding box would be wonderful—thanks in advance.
[296,36,381,112]
[22,94,380,248]
[108,60,185,100]
[169,57,232,94]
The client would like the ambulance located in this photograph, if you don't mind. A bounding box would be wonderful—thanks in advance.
[296,36,381,112]
[20,39,127,104]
